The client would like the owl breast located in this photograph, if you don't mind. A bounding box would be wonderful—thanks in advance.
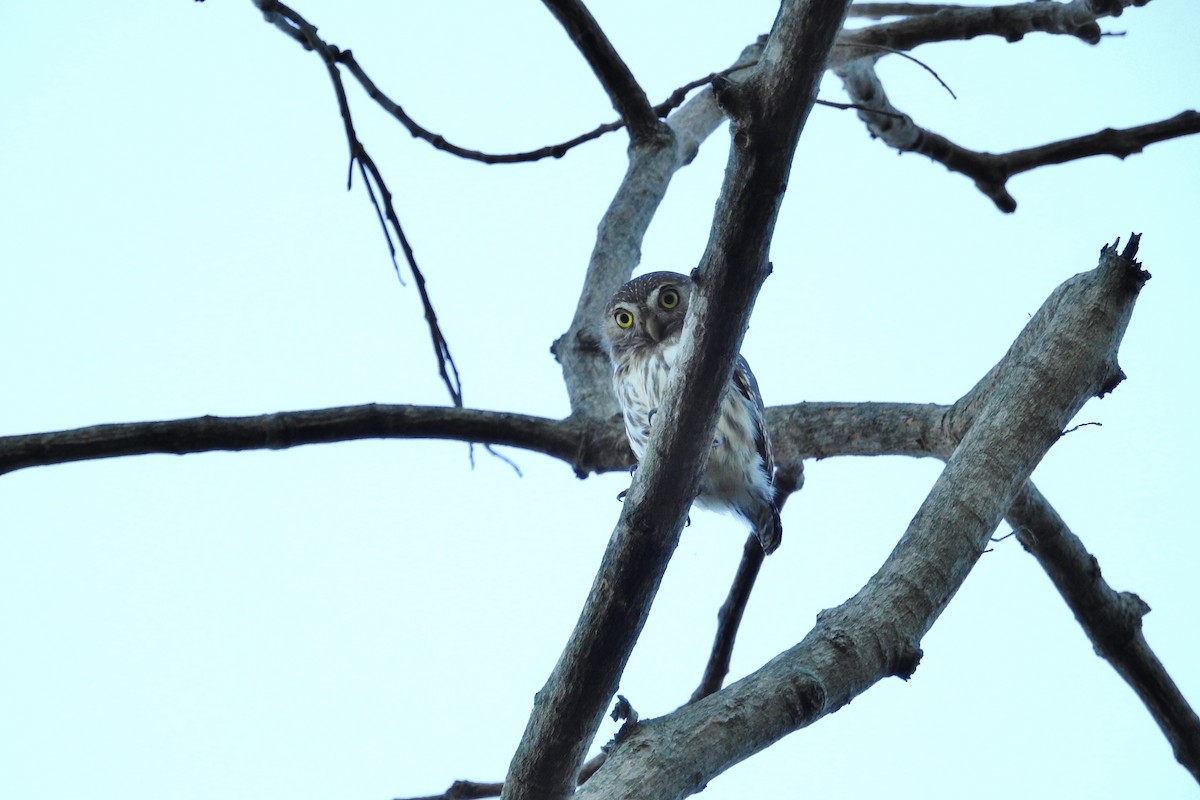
[611,339,679,459]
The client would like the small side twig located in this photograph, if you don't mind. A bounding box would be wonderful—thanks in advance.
[835,41,957,98]
[1060,421,1102,437]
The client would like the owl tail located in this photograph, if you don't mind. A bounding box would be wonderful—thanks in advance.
[753,502,782,555]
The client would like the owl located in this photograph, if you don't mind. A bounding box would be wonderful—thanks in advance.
[602,271,782,554]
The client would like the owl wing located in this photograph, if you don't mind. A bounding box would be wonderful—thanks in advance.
[731,354,774,481]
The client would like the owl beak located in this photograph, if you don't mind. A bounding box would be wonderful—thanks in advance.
[644,316,663,342]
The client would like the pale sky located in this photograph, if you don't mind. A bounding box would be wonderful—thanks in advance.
[2,2,1198,799]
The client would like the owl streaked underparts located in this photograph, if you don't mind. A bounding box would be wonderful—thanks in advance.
[601,271,782,554]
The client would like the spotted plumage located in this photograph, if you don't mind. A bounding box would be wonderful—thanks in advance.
[601,271,781,554]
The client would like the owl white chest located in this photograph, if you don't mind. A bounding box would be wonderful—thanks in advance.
[612,339,678,459]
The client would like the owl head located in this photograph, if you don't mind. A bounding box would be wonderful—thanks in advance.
[602,271,693,356]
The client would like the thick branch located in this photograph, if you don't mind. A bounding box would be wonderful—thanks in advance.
[1009,482,1200,781]
[848,2,970,19]
[835,58,1199,211]
[577,238,1148,798]
[837,0,1153,59]
[501,2,853,798]
[0,401,950,479]
[541,0,662,144]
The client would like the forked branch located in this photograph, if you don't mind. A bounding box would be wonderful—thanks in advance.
[835,58,1199,211]
[252,0,464,405]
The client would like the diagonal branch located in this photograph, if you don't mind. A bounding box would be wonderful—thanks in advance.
[834,58,1200,211]
[540,0,663,144]
[577,236,1149,798]
[552,38,764,419]
[1009,482,1200,781]
[501,2,854,798]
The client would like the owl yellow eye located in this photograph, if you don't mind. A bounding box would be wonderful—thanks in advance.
[659,288,680,309]
[614,310,634,329]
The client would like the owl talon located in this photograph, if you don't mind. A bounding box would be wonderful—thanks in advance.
[617,489,628,502]
[647,407,658,426]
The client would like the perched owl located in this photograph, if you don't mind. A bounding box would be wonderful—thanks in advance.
[602,271,782,554]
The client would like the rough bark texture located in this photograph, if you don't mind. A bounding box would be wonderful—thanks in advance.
[500,3,854,798]
[573,238,1149,800]
[1009,482,1200,781]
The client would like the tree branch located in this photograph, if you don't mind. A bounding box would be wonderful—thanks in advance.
[252,0,464,405]
[690,461,805,703]
[837,0,1152,58]
[1009,482,1200,781]
[0,406,626,479]
[834,58,1199,211]
[0,400,955,479]
[500,2,854,798]
[540,0,663,144]
[551,39,765,419]
[576,236,1149,798]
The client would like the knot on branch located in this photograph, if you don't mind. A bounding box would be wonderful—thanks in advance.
[781,671,827,724]
[1091,590,1151,657]
[890,641,924,681]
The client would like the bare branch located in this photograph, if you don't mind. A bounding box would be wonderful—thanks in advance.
[1009,482,1200,782]
[578,237,1149,798]
[253,0,464,405]
[835,58,1199,211]
[502,2,854,798]
[0,400,955,479]
[837,0,1152,59]
[0,406,628,480]
[540,0,663,144]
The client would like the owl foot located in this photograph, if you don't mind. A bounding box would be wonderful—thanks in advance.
[617,463,639,501]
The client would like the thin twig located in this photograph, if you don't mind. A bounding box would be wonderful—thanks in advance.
[256,1,464,405]
[836,41,957,98]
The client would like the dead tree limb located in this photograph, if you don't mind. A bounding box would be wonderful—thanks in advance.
[1009,482,1200,781]
[575,236,1149,798]
[835,58,1199,211]
[500,2,855,798]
